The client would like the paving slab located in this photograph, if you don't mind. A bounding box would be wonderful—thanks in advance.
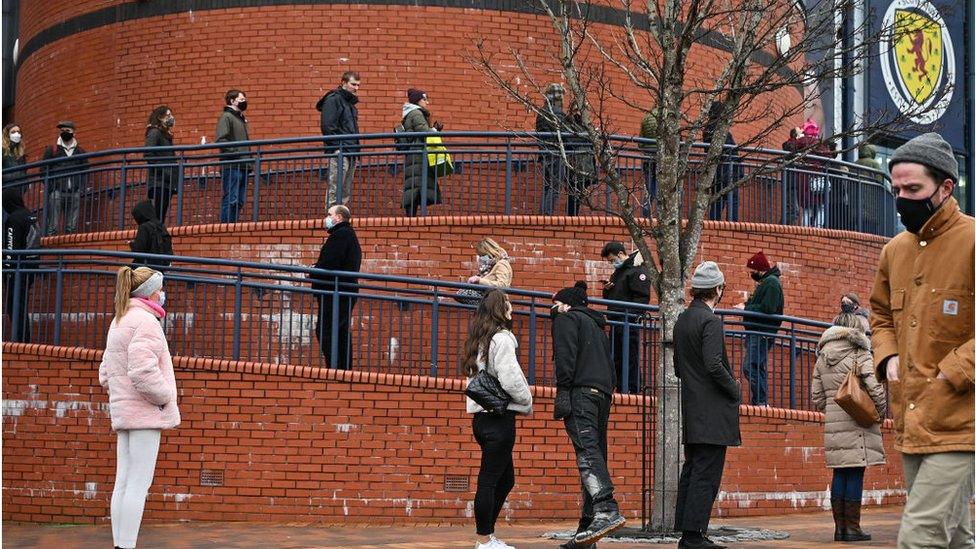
[2,505,903,548]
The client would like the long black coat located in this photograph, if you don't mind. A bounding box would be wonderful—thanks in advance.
[673,299,741,446]
[311,221,362,294]
[400,105,443,211]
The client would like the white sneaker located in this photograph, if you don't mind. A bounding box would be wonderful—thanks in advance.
[490,535,516,549]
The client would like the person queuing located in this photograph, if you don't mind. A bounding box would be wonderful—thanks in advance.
[144,106,178,223]
[552,281,626,547]
[317,71,361,207]
[463,289,533,549]
[400,88,444,216]
[129,200,174,268]
[735,251,784,406]
[42,120,89,235]
[869,133,974,548]
[310,205,362,370]
[599,241,651,393]
[215,89,251,223]
[455,238,513,305]
[672,261,741,549]
[99,266,180,549]
[811,312,886,543]
[2,188,38,343]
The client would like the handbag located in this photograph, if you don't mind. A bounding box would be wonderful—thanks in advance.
[834,363,880,428]
[425,135,455,178]
[465,368,511,414]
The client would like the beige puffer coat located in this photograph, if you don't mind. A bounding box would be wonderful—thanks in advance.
[811,326,887,468]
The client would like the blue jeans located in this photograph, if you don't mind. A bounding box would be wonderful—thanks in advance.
[220,166,247,223]
[742,334,770,405]
[831,467,865,502]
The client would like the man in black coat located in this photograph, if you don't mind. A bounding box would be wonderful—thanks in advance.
[42,120,89,235]
[311,205,362,370]
[316,71,361,206]
[673,261,741,549]
[600,241,652,393]
[3,189,37,342]
[552,281,626,547]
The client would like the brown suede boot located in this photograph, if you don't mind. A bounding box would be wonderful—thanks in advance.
[843,500,871,541]
[831,498,847,541]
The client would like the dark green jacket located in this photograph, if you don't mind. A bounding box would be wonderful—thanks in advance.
[215,107,250,160]
[744,266,784,333]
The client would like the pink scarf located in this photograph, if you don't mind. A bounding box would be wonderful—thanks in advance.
[134,297,166,318]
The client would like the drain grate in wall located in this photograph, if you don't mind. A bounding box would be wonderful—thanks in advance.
[443,475,469,492]
[200,469,224,487]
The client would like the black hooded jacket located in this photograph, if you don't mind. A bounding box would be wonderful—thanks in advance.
[317,88,360,153]
[2,189,36,266]
[552,305,616,394]
[130,200,173,266]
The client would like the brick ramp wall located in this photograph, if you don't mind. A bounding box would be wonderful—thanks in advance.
[2,344,905,525]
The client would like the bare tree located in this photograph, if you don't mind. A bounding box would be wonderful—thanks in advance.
[471,0,951,533]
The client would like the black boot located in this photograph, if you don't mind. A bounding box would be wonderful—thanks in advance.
[558,541,597,548]
[831,498,847,541]
[574,511,626,545]
[843,500,871,542]
[559,516,596,548]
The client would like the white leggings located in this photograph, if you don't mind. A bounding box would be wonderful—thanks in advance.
[111,429,161,549]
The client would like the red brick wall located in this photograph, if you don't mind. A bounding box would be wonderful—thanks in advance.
[46,215,887,324]
[14,5,803,163]
[2,344,904,525]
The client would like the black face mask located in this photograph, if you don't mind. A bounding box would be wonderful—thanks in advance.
[896,186,945,234]
[236,101,248,112]
[750,271,763,282]
[59,131,74,142]
[841,301,857,314]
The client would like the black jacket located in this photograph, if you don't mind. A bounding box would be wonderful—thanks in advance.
[744,266,784,333]
[144,127,177,192]
[2,151,28,185]
[42,141,89,192]
[129,201,173,266]
[311,221,362,293]
[215,107,251,160]
[317,88,360,153]
[602,251,652,308]
[2,189,37,268]
[673,299,741,446]
[552,306,615,394]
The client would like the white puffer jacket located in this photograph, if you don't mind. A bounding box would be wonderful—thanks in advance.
[466,330,533,415]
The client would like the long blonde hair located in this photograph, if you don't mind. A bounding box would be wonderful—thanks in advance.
[476,238,507,260]
[114,266,157,321]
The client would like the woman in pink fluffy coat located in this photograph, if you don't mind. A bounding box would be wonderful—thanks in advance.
[98,266,180,549]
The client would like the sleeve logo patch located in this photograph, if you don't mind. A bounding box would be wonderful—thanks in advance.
[943,299,959,316]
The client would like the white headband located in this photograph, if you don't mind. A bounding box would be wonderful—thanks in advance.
[130,271,163,298]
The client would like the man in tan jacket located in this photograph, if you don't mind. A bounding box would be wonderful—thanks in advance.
[870,132,974,549]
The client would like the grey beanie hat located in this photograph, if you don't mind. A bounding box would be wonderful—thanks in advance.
[691,261,725,289]
[890,132,959,182]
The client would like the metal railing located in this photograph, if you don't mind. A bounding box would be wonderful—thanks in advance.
[1,132,897,236]
[2,249,832,410]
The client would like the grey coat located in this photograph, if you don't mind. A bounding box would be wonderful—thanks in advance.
[400,104,442,211]
[811,326,887,468]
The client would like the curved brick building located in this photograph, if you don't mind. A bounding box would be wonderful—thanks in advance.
[11,1,804,159]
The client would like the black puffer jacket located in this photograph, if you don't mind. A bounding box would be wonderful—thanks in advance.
[317,88,360,153]
[552,305,615,394]
[129,200,173,267]
[400,104,443,211]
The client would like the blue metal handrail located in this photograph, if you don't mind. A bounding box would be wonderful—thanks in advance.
[2,132,895,236]
[2,249,831,410]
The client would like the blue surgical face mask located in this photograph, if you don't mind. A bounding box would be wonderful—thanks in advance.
[157,291,166,307]
[325,217,336,230]
[612,259,625,269]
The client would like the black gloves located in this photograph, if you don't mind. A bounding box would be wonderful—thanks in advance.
[554,389,572,420]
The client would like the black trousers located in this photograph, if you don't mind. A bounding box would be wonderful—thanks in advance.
[564,387,618,521]
[3,272,32,343]
[472,412,517,536]
[611,321,640,393]
[674,443,728,532]
[148,186,175,224]
[315,294,356,370]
